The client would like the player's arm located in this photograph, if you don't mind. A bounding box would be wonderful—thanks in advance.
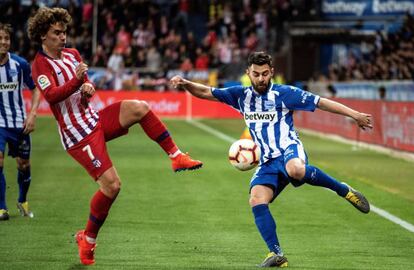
[170,75,218,101]
[33,61,88,104]
[72,48,96,99]
[23,87,41,134]
[317,97,373,130]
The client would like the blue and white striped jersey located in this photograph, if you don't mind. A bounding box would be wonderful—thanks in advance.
[212,83,320,164]
[0,53,35,128]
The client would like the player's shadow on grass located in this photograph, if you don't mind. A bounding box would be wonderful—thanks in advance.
[67,264,89,270]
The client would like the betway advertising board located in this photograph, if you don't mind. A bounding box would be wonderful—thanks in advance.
[322,0,414,18]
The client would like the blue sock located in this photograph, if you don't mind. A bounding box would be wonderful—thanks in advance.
[0,167,6,209]
[17,167,31,203]
[303,165,349,197]
[252,204,283,255]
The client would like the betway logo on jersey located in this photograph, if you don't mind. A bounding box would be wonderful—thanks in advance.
[244,112,277,124]
[0,82,18,92]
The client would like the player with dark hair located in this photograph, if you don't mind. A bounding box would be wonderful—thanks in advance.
[28,7,202,265]
[171,51,372,267]
[0,23,40,221]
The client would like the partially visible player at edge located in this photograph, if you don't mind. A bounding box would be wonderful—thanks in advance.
[170,51,372,268]
[0,23,40,221]
[28,7,202,265]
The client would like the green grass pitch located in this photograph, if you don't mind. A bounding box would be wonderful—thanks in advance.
[1,117,413,269]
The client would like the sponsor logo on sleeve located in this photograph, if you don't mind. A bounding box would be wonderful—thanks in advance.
[37,75,51,90]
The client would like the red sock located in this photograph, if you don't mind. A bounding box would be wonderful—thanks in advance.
[139,110,178,155]
[85,190,116,239]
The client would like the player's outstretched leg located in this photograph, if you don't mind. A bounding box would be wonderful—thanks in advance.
[16,165,34,218]
[138,109,202,172]
[250,186,288,268]
[17,201,34,218]
[259,252,288,268]
[253,204,288,268]
[342,183,370,213]
[171,152,203,172]
[302,165,370,213]
[0,167,8,221]
[75,230,96,265]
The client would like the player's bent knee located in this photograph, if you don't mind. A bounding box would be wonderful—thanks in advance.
[17,159,30,171]
[249,195,269,207]
[101,180,121,198]
[130,100,149,120]
[99,174,122,198]
[286,164,306,180]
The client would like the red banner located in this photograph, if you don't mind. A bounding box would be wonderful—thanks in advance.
[23,90,241,118]
[23,92,414,152]
[294,98,414,153]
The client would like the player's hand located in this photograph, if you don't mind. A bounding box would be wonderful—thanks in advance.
[170,75,186,90]
[81,82,95,98]
[23,112,36,134]
[355,112,373,130]
[75,62,88,80]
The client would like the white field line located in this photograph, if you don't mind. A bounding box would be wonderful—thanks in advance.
[187,119,414,233]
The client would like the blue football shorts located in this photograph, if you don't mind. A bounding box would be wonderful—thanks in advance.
[0,127,31,159]
[249,143,308,201]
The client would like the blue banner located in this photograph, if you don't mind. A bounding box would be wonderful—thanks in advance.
[322,0,414,18]
[332,81,414,101]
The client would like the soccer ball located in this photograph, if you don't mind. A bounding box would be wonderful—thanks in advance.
[228,139,260,171]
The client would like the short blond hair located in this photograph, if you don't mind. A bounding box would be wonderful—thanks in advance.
[27,7,71,44]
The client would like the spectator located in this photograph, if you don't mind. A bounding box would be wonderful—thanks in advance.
[146,45,162,72]
[115,25,131,54]
[195,47,209,70]
[327,84,337,98]
[180,57,193,72]
[135,49,147,68]
[378,86,386,100]
[92,45,108,67]
[107,48,124,90]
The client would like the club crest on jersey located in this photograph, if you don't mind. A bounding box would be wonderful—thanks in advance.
[244,112,277,124]
[264,100,275,109]
[8,69,18,77]
[37,75,51,90]
[92,159,102,168]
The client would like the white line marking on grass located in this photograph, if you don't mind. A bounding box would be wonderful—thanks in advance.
[187,119,414,233]
[370,205,414,233]
[188,119,235,143]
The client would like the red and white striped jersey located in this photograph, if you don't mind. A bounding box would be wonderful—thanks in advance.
[32,48,99,150]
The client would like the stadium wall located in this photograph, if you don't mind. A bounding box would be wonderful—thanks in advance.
[295,98,414,153]
[23,91,414,153]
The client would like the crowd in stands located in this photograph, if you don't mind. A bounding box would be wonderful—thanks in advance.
[317,13,414,82]
[1,1,413,91]
[1,0,317,90]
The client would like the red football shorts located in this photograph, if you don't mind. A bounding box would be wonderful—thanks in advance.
[67,101,129,180]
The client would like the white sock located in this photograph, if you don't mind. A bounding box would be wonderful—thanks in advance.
[169,150,182,158]
[85,235,96,244]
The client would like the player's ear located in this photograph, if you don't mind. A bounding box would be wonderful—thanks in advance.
[270,67,275,77]
[245,68,249,75]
